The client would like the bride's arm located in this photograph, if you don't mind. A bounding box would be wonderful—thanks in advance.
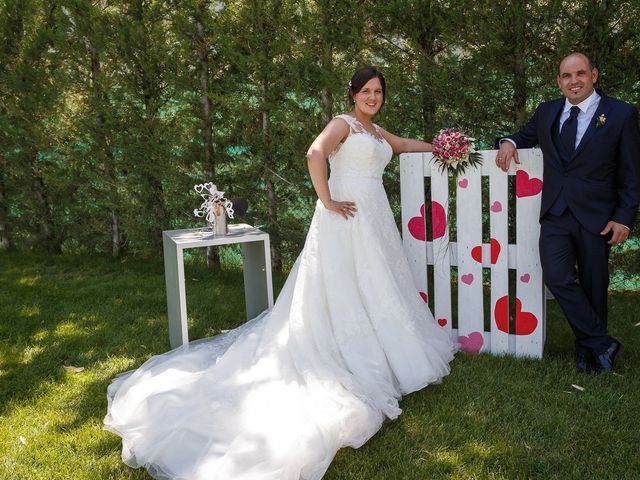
[306,119,357,219]
[379,128,433,154]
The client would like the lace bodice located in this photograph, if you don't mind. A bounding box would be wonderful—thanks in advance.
[329,114,393,180]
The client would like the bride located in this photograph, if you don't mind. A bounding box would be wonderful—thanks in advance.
[104,66,457,480]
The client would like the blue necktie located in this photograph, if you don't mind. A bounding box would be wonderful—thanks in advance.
[560,106,580,156]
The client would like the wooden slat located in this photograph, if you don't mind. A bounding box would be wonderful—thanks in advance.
[514,150,545,358]
[488,150,510,354]
[429,161,453,334]
[455,165,484,349]
[400,153,429,304]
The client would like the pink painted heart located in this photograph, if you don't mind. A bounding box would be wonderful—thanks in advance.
[461,273,474,285]
[471,238,501,265]
[419,291,428,303]
[458,178,468,189]
[490,201,503,213]
[437,318,447,327]
[516,170,543,198]
[408,204,426,241]
[520,273,530,283]
[431,201,446,240]
[494,295,509,333]
[459,331,484,354]
[515,298,538,335]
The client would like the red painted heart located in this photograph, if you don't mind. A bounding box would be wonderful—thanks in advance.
[494,295,509,333]
[458,178,468,189]
[408,204,426,241]
[520,273,530,283]
[437,318,447,327]
[459,331,484,353]
[431,201,446,240]
[471,238,501,264]
[515,298,538,335]
[419,291,428,303]
[490,201,502,213]
[461,273,474,285]
[516,170,543,198]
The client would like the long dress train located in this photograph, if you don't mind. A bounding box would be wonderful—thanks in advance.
[104,114,457,480]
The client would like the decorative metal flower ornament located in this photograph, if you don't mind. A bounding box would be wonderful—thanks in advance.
[193,183,234,229]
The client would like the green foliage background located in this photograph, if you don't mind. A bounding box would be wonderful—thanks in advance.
[1,0,639,275]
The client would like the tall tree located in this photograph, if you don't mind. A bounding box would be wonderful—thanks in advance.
[63,0,127,257]
[1,1,70,253]
[108,0,180,253]
[170,0,230,268]
[0,0,25,251]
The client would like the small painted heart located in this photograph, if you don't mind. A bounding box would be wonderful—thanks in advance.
[437,318,447,327]
[419,291,428,303]
[490,201,502,213]
[458,178,468,189]
[520,273,530,283]
[459,331,484,353]
[461,273,474,285]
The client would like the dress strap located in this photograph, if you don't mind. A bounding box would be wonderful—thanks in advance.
[334,113,355,124]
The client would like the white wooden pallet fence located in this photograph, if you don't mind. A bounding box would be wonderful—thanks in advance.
[400,149,546,358]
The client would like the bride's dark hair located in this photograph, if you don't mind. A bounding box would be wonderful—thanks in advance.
[347,66,386,109]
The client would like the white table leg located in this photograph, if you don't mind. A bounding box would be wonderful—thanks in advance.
[163,233,189,348]
[241,238,274,319]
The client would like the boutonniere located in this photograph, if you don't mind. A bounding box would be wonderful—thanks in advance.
[596,114,606,128]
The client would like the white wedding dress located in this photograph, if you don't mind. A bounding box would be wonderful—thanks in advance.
[104,114,457,480]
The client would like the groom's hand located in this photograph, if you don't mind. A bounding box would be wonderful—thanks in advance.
[600,221,630,245]
[495,141,520,172]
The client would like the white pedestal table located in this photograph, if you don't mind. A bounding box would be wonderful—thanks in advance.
[162,224,274,348]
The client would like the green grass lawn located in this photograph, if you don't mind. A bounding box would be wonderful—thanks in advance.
[1,252,638,480]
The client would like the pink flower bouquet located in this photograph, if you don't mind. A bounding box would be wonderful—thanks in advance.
[431,128,482,175]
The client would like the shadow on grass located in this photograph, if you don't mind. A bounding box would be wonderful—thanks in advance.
[0,253,252,420]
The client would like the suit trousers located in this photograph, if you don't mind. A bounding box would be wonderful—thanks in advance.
[539,209,614,354]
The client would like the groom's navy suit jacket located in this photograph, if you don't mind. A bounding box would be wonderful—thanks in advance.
[507,91,640,234]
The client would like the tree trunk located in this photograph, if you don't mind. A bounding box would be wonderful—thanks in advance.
[319,2,334,125]
[130,0,168,254]
[511,1,528,129]
[31,150,61,254]
[195,1,221,269]
[417,30,437,138]
[256,2,282,272]
[88,33,124,258]
[262,98,282,272]
[0,157,14,251]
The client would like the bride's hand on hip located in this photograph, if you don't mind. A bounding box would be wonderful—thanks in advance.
[325,199,357,219]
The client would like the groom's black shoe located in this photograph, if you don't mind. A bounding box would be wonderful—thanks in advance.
[595,341,624,374]
[575,350,595,374]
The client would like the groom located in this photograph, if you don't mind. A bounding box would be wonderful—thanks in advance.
[496,52,640,373]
